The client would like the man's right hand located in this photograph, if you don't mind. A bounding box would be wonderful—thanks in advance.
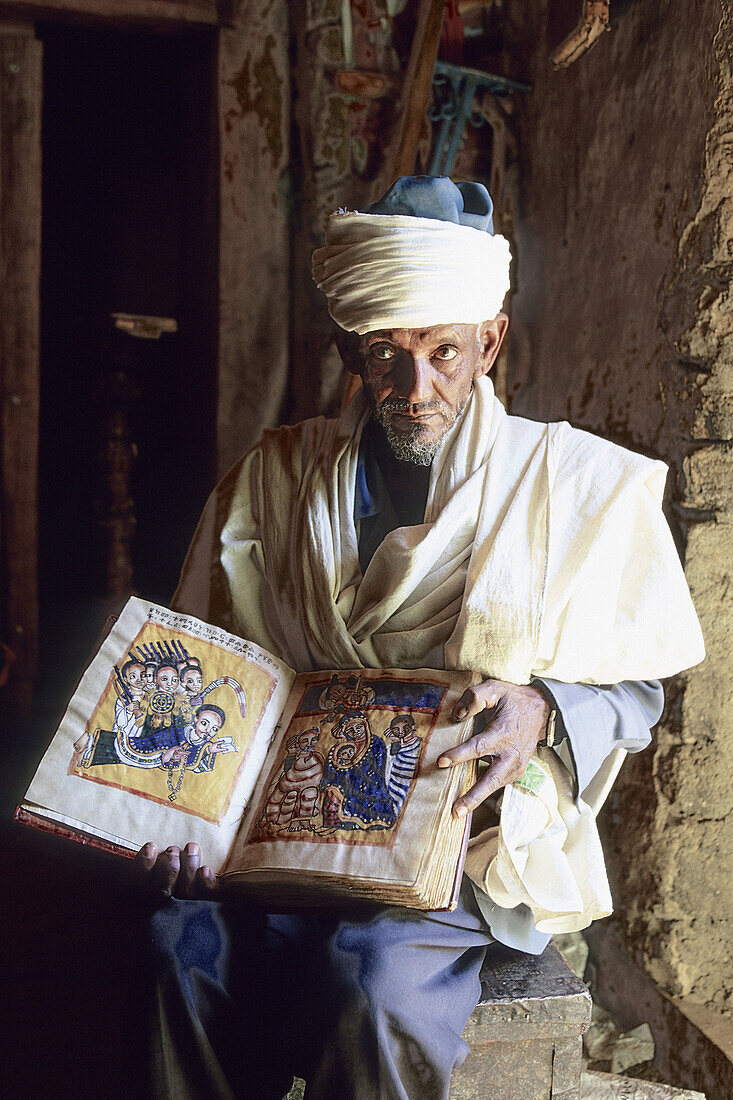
[132,841,220,900]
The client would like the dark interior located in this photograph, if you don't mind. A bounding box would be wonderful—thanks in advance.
[36,21,218,751]
[7,24,218,1094]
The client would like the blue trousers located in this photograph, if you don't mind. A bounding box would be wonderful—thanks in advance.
[146,880,495,1100]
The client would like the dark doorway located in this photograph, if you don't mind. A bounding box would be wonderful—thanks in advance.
[6,22,219,1096]
[36,22,218,741]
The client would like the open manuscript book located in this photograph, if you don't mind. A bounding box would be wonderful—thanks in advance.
[18,598,479,910]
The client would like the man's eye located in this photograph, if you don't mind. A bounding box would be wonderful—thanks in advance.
[369,344,395,361]
[433,345,458,361]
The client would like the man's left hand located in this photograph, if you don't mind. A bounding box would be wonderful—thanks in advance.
[438,679,550,818]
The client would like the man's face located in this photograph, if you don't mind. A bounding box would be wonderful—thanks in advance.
[145,666,156,685]
[195,710,222,739]
[298,729,320,754]
[356,319,506,465]
[157,667,179,694]
[329,683,348,706]
[389,717,414,742]
[124,664,145,692]
[182,670,203,696]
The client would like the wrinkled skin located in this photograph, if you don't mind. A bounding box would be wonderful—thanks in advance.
[340,318,506,465]
[444,678,550,818]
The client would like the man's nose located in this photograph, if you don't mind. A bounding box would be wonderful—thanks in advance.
[393,353,434,404]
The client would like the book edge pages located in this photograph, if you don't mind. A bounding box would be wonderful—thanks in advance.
[15,805,137,859]
[221,669,478,908]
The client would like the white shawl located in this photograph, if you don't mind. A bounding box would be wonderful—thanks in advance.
[177,377,704,931]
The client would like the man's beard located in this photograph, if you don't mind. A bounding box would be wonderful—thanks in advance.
[373,395,467,466]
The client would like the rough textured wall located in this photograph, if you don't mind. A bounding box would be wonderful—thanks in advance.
[510,0,732,1012]
[218,2,393,457]
[289,1,395,426]
[217,0,291,474]
[289,0,359,427]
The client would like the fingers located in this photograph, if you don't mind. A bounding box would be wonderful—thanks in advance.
[132,843,179,898]
[196,864,221,898]
[441,680,550,770]
[438,724,505,769]
[132,841,219,900]
[451,680,502,722]
[132,841,158,885]
[179,842,201,898]
[179,844,220,898]
[452,748,524,818]
[441,678,551,818]
[154,846,181,898]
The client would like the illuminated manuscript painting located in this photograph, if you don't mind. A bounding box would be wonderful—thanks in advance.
[70,620,277,824]
[249,672,447,848]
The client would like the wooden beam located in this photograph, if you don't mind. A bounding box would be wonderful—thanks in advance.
[551,1,610,69]
[0,0,225,29]
[372,0,446,198]
[0,28,42,712]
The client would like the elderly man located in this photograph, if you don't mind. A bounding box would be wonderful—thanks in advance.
[135,177,703,1099]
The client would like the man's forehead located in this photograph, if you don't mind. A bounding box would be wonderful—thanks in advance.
[362,323,472,341]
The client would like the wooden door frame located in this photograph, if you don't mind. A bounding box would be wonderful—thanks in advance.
[0,23,43,714]
[0,1,227,717]
[1,0,291,715]
[0,0,230,30]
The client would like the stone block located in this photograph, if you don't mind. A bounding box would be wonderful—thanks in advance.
[682,444,733,512]
[451,942,592,1098]
[692,392,733,440]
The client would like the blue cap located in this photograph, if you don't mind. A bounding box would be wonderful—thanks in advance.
[364,175,494,234]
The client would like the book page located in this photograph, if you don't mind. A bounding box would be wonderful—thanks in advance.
[23,597,296,869]
[224,667,476,889]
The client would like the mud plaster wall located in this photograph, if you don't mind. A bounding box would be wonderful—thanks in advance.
[216,1,382,472]
[509,0,733,1012]
[288,0,370,429]
[217,1,291,475]
[288,1,397,426]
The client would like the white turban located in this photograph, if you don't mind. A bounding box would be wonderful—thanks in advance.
[312,211,512,335]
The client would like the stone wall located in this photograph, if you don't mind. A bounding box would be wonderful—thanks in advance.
[509,0,732,1013]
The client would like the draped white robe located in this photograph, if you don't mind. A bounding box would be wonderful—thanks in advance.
[174,377,704,932]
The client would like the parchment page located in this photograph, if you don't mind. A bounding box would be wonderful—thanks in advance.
[23,597,296,870]
[223,667,476,887]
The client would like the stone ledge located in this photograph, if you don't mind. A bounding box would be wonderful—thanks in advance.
[581,1068,706,1099]
[585,923,733,1100]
